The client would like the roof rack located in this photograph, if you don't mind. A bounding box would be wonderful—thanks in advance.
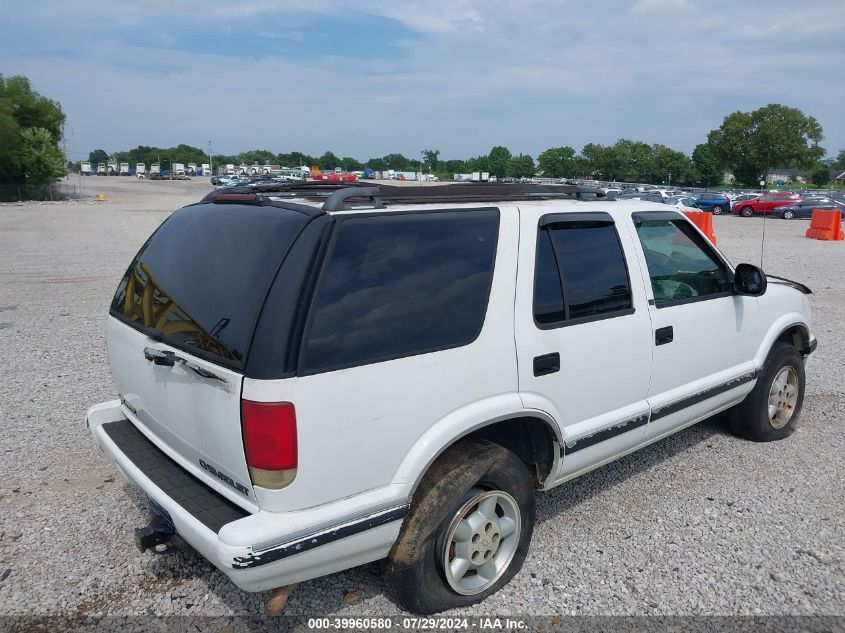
[322,186,384,211]
[202,182,610,210]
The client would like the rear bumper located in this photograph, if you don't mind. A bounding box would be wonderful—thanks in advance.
[86,400,408,591]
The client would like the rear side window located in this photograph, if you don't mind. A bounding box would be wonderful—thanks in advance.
[534,218,633,325]
[110,204,309,368]
[301,210,499,373]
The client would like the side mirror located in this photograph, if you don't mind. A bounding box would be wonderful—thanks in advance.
[734,263,767,296]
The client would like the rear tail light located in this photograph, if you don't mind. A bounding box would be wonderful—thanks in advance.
[241,400,297,489]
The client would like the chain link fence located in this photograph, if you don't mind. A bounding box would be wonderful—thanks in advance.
[0,181,89,202]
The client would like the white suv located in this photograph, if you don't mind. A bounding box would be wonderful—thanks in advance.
[87,184,816,614]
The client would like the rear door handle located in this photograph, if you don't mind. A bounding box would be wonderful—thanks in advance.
[655,326,674,345]
[533,352,560,376]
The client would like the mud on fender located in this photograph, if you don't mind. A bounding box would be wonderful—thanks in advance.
[388,440,506,568]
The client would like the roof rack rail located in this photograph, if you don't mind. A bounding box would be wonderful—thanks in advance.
[312,183,608,208]
[322,186,384,211]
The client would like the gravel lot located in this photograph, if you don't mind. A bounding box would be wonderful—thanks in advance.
[0,179,843,621]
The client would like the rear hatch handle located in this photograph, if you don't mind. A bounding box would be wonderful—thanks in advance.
[143,346,228,384]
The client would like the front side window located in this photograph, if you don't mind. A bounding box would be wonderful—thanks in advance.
[301,210,499,373]
[635,218,731,306]
[533,218,633,325]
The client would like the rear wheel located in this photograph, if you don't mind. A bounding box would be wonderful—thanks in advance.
[385,440,535,614]
[782,210,795,219]
[711,204,724,214]
[728,342,805,441]
[740,206,754,217]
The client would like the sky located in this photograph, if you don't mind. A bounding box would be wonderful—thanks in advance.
[2,0,844,163]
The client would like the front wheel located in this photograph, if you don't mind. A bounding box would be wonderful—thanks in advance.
[728,342,805,441]
[711,204,724,214]
[385,440,536,614]
[782,210,795,219]
[740,206,754,217]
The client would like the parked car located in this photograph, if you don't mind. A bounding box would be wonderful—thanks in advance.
[694,192,731,214]
[87,185,815,615]
[770,198,844,219]
[731,193,763,209]
[732,192,802,217]
[664,195,701,212]
[616,192,666,204]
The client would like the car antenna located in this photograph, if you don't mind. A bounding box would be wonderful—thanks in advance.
[759,179,767,270]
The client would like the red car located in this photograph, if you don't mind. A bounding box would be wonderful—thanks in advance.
[732,192,802,217]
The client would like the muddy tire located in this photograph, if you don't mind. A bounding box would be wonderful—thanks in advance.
[728,342,805,441]
[385,440,535,614]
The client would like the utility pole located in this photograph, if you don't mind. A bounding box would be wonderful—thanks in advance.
[667,172,672,187]
[208,140,213,174]
[61,122,69,180]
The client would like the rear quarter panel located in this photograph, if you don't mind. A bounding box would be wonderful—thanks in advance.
[242,210,521,512]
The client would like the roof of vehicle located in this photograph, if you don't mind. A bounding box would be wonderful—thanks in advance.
[198,183,678,219]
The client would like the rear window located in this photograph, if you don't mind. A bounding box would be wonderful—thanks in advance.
[534,219,633,325]
[110,203,309,368]
[301,210,499,373]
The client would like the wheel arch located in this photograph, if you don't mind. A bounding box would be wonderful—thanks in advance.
[397,409,562,497]
[756,321,811,367]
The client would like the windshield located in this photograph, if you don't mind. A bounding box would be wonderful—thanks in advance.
[110,203,309,368]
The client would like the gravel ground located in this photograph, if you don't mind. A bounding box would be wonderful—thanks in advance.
[0,180,843,622]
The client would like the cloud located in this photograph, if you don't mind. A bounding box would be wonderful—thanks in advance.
[630,0,691,14]
[1,0,844,160]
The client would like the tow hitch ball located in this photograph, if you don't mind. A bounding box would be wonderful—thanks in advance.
[134,516,175,553]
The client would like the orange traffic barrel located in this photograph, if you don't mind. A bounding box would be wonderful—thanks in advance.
[683,210,717,244]
[805,209,843,241]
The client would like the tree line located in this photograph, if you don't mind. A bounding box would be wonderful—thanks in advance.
[88,103,835,188]
[1,74,837,197]
[86,141,723,186]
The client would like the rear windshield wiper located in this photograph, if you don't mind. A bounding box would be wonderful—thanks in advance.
[143,347,228,383]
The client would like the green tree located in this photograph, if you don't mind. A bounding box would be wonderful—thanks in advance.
[508,153,536,178]
[580,143,607,178]
[691,143,722,188]
[383,153,412,171]
[652,144,696,186]
[340,156,362,171]
[277,151,315,168]
[238,149,276,165]
[537,146,577,178]
[810,164,830,187]
[317,151,341,170]
[707,104,824,186]
[465,155,490,172]
[487,146,512,177]
[421,149,440,173]
[443,159,468,174]
[88,148,109,166]
[0,75,65,188]
[365,157,389,171]
[19,127,65,188]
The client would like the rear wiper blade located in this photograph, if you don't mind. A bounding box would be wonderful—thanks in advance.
[143,347,228,383]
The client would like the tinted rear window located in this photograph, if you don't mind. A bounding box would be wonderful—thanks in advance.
[110,203,309,368]
[534,220,632,324]
[301,210,499,373]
